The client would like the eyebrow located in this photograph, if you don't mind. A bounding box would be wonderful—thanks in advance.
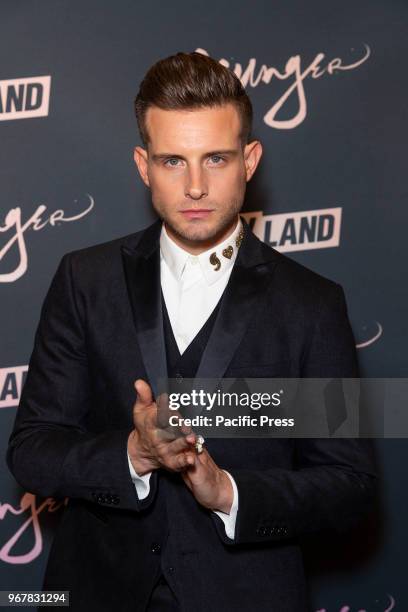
[151,149,239,162]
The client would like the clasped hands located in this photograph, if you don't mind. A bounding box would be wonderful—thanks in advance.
[127,379,233,514]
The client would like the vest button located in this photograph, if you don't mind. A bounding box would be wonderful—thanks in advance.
[175,372,183,382]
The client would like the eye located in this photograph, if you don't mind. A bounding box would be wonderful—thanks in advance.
[164,158,182,167]
[209,155,225,166]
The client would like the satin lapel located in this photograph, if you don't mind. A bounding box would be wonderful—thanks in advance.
[194,218,279,383]
[120,216,281,393]
[120,220,167,399]
[194,262,273,382]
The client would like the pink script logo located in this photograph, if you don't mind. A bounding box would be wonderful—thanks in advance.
[0,492,67,563]
[315,594,395,611]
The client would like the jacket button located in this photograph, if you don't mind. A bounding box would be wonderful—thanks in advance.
[168,567,174,573]
[256,526,268,536]
[112,495,120,505]
[151,542,161,554]
[96,494,106,504]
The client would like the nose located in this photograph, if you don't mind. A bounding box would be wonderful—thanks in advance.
[185,165,208,201]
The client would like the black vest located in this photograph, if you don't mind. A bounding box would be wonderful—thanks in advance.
[149,290,224,594]
[161,288,223,379]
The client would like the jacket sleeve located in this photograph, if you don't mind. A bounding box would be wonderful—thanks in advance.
[211,282,379,545]
[6,253,158,512]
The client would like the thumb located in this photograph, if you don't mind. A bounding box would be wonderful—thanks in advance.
[134,378,154,407]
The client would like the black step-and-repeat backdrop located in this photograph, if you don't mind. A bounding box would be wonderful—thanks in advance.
[1,1,407,610]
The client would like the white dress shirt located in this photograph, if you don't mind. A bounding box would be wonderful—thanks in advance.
[127,216,243,539]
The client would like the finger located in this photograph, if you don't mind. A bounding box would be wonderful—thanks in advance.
[166,433,195,455]
[152,431,190,458]
[175,451,196,470]
[156,406,190,438]
[134,379,154,408]
[185,432,196,444]
[156,393,173,429]
[156,392,169,410]
[154,427,178,444]
[180,421,194,436]
[160,448,196,472]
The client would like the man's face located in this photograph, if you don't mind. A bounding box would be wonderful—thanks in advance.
[134,103,262,253]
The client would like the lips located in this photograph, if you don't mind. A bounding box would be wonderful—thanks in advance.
[180,209,214,219]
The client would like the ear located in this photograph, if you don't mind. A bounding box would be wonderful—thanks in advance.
[133,146,150,187]
[243,140,263,182]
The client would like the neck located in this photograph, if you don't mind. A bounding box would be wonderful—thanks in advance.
[164,216,240,255]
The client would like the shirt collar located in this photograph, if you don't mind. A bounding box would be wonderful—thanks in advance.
[160,216,243,286]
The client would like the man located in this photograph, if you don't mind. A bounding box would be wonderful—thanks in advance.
[7,52,377,612]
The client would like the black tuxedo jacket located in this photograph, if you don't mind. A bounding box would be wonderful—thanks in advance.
[6,216,378,612]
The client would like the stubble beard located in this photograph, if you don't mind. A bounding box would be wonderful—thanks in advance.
[153,197,243,249]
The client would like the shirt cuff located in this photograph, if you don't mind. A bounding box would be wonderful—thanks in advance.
[127,451,152,500]
[212,469,239,540]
